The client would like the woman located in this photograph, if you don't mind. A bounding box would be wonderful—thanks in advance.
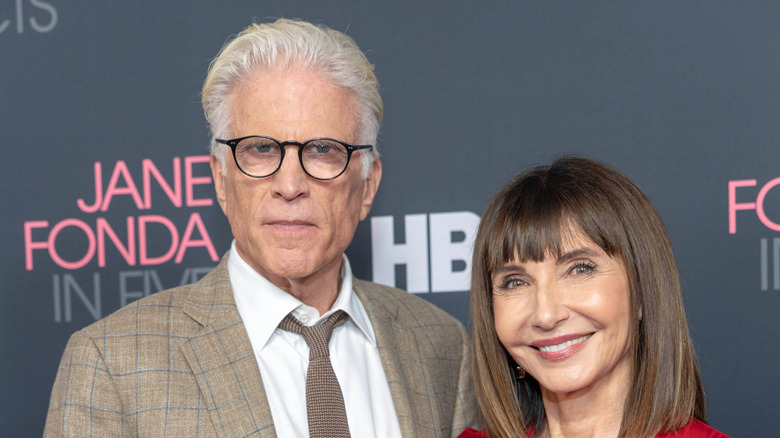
[461,157,730,438]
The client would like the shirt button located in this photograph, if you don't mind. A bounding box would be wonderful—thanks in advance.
[298,313,310,323]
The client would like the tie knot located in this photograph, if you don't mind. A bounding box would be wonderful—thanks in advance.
[279,310,349,358]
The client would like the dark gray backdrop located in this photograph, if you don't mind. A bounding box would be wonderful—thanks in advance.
[3,1,778,436]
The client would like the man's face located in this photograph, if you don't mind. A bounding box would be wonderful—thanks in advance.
[211,68,382,291]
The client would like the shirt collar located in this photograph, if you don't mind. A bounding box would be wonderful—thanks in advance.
[228,241,376,352]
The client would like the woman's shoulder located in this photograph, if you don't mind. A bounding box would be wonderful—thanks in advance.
[458,428,534,438]
[458,428,487,438]
[462,421,731,438]
[655,419,732,438]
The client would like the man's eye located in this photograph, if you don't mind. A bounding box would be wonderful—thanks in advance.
[250,142,276,153]
[309,142,335,154]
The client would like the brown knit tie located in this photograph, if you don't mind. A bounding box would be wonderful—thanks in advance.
[279,310,351,438]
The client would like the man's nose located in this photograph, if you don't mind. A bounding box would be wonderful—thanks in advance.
[270,146,310,200]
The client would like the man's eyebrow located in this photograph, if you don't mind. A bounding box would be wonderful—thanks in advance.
[555,248,600,265]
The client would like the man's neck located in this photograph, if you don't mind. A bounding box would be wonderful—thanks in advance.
[234,243,345,316]
[259,255,344,316]
[283,272,342,315]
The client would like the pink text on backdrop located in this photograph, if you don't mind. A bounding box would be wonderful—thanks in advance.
[24,213,219,270]
[729,178,780,234]
[77,156,213,212]
[23,155,220,270]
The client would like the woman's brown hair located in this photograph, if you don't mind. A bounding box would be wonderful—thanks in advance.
[470,157,705,437]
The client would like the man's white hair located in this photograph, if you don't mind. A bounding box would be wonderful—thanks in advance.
[202,19,383,178]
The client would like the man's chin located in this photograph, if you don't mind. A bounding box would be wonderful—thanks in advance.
[263,256,331,282]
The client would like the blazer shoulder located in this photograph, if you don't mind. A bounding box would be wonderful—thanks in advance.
[46,261,236,437]
[353,277,467,335]
[78,261,230,341]
[77,282,195,339]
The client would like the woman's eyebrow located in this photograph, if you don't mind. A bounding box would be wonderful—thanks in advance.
[492,264,526,275]
[556,248,600,265]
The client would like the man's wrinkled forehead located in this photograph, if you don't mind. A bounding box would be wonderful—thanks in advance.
[228,66,360,140]
[227,69,355,135]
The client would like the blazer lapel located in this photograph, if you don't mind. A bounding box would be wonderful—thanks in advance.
[353,278,419,437]
[181,256,277,437]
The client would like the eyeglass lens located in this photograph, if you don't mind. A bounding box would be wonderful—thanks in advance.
[234,138,350,179]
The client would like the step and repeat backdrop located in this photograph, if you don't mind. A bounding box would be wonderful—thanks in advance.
[2,1,778,436]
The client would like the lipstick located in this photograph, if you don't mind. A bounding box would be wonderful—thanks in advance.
[531,333,592,361]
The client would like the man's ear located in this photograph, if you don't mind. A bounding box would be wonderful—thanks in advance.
[359,158,382,220]
[210,154,228,215]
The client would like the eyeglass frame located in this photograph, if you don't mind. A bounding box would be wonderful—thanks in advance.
[215,135,374,181]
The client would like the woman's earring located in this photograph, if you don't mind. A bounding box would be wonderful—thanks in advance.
[514,365,526,380]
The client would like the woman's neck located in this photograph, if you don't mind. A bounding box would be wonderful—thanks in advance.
[537,360,630,438]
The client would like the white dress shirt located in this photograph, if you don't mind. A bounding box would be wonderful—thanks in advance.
[228,241,402,437]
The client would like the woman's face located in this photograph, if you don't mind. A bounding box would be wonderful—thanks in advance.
[492,231,632,399]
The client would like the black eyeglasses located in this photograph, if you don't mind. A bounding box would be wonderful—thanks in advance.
[215,136,373,180]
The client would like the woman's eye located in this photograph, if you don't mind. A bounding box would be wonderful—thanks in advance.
[497,277,527,289]
[570,263,595,276]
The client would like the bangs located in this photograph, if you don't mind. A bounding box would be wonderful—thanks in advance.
[482,167,624,274]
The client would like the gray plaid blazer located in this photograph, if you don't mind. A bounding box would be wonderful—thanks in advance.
[44,254,479,437]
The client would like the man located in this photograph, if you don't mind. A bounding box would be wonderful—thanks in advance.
[45,19,478,437]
